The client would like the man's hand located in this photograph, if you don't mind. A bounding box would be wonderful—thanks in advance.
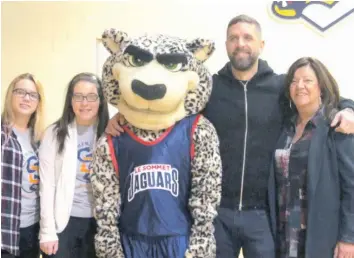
[40,241,59,256]
[331,108,354,134]
[334,241,354,258]
[105,112,125,136]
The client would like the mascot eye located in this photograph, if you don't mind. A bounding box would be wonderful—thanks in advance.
[163,63,183,72]
[128,55,146,67]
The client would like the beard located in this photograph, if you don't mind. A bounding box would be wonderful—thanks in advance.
[228,49,259,71]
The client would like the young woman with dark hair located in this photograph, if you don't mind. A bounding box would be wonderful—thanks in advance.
[39,72,109,258]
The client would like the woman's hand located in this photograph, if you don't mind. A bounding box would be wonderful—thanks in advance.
[40,241,59,256]
[334,241,354,258]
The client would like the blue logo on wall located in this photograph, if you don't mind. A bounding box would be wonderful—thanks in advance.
[270,1,354,32]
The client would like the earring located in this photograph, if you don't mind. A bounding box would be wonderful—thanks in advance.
[289,101,292,110]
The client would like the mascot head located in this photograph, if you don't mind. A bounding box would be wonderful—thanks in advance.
[101,29,215,130]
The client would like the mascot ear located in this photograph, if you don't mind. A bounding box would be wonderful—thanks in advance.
[101,29,130,54]
[186,38,215,62]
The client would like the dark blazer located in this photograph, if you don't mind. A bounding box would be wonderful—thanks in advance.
[268,116,354,258]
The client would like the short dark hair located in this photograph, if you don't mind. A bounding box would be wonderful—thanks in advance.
[227,14,262,37]
[284,57,340,120]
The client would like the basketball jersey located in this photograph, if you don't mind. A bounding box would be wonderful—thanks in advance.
[108,114,201,237]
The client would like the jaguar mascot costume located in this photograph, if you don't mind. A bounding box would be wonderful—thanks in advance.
[90,29,222,258]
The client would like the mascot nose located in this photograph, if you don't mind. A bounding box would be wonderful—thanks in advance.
[132,79,167,100]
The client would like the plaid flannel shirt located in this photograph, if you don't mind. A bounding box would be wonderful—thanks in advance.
[1,124,23,256]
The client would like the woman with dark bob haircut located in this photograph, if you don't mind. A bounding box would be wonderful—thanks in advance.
[268,57,354,258]
[38,72,109,258]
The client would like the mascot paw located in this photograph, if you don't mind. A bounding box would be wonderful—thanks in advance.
[188,233,216,258]
[95,231,124,258]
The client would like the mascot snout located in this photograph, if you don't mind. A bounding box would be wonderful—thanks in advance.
[132,79,167,100]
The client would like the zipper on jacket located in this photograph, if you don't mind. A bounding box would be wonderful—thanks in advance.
[238,80,249,211]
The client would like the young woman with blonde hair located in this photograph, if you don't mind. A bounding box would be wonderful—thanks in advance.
[1,73,45,258]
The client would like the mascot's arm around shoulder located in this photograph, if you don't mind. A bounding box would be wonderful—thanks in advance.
[185,115,222,258]
[90,135,124,258]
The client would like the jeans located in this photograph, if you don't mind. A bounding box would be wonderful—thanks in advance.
[214,208,275,258]
[42,217,96,258]
[1,222,40,258]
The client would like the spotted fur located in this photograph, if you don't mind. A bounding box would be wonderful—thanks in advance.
[101,29,214,116]
[186,116,221,258]
[90,136,123,257]
[91,30,222,258]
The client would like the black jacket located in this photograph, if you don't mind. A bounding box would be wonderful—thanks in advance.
[203,59,354,210]
[203,60,287,209]
[268,116,354,258]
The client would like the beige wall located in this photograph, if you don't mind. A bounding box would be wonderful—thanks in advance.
[1,1,128,125]
[2,1,354,128]
[0,1,227,126]
[0,1,280,127]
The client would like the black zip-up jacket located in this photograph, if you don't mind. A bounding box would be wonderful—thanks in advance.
[203,60,289,210]
[203,59,354,210]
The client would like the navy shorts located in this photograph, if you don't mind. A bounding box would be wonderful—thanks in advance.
[121,233,188,258]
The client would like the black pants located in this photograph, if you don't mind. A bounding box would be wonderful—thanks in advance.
[214,207,275,258]
[1,222,40,258]
[42,216,96,258]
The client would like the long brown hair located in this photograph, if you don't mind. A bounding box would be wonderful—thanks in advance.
[1,73,45,143]
[53,72,109,154]
[284,57,340,120]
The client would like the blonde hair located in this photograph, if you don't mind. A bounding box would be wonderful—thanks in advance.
[2,73,45,142]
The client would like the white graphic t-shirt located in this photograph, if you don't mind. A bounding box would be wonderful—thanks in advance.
[13,128,40,228]
[70,124,95,218]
